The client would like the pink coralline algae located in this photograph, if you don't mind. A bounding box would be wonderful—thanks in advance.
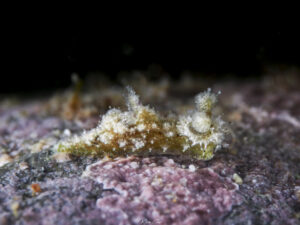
[83,156,241,225]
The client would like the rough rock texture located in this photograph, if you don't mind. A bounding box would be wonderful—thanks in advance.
[0,72,300,224]
[84,156,240,225]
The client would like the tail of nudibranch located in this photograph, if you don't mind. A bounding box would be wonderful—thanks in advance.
[58,87,227,160]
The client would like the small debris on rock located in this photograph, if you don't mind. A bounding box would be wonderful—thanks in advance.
[0,154,13,167]
[31,183,42,195]
[52,152,71,163]
[19,162,29,170]
[10,202,19,217]
[30,140,47,153]
[233,173,243,185]
[188,164,196,172]
[295,186,300,202]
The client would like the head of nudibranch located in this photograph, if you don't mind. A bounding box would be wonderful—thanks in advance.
[58,87,227,160]
[176,89,225,160]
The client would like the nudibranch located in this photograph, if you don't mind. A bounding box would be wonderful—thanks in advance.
[58,87,227,160]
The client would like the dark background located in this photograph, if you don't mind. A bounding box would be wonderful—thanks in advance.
[2,27,300,94]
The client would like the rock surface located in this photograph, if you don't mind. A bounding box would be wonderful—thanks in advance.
[0,73,299,224]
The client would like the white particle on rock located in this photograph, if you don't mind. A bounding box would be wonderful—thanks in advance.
[180,178,187,186]
[104,164,112,169]
[188,164,196,172]
[0,154,12,167]
[63,129,71,136]
[233,173,243,185]
[19,162,29,170]
[130,162,139,169]
[52,152,71,163]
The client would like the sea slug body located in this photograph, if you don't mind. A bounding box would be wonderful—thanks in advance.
[58,87,227,160]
